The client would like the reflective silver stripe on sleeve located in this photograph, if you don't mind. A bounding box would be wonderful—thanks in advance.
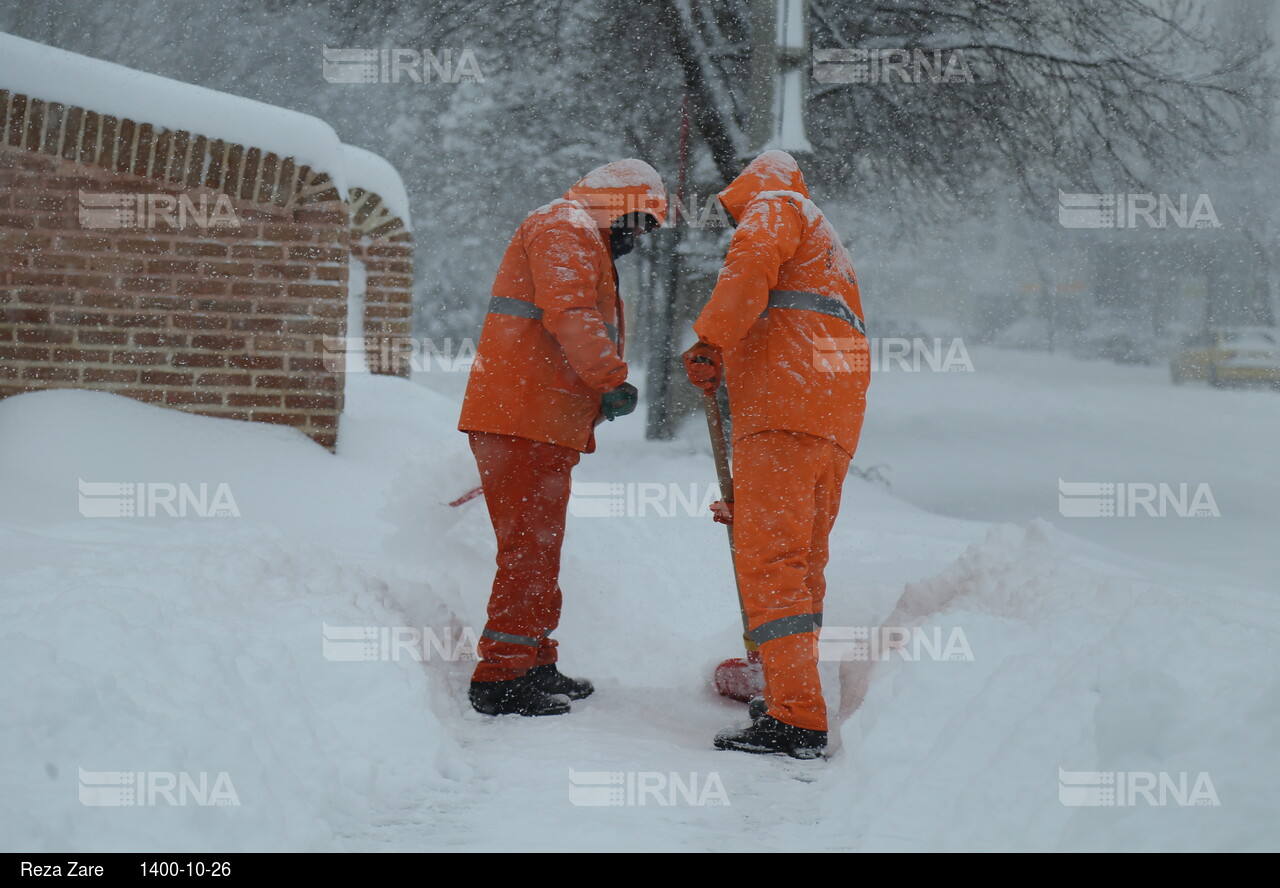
[760,289,866,337]
[482,628,541,647]
[489,296,619,346]
[746,613,823,646]
[488,295,543,321]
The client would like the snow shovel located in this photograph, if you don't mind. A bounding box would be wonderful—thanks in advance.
[699,383,764,703]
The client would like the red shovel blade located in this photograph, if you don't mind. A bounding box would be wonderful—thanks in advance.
[713,650,764,702]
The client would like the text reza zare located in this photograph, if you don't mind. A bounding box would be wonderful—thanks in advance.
[20,862,105,877]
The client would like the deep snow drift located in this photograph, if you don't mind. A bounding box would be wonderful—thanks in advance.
[1,350,1276,852]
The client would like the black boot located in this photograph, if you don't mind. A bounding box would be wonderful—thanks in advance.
[527,663,594,700]
[714,715,827,759]
[469,675,570,717]
[747,695,767,721]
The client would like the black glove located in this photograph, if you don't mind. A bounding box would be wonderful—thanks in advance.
[601,382,638,421]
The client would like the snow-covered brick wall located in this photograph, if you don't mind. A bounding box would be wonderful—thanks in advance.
[0,133,348,449]
[0,38,417,447]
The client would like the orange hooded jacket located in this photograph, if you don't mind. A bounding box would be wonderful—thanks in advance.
[693,151,869,456]
[459,160,667,452]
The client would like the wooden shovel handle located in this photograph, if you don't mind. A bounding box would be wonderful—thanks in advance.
[701,386,757,653]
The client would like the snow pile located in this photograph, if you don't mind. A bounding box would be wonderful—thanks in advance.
[0,381,473,851]
[1,353,1277,851]
[0,32,345,190]
[826,521,1279,851]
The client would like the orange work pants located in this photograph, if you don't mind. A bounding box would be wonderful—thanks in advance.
[733,430,851,732]
[468,431,581,682]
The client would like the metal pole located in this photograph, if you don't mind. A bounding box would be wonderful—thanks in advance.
[645,93,690,439]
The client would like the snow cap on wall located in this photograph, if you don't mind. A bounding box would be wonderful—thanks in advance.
[0,32,346,194]
[339,144,412,233]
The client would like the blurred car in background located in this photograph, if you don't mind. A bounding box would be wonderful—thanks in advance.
[1072,321,1157,365]
[1170,327,1280,387]
[991,316,1051,351]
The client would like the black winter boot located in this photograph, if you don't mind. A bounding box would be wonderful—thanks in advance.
[469,675,570,717]
[527,663,594,700]
[747,695,767,721]
[714,715,827,759]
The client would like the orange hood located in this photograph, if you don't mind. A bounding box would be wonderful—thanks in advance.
[564,158,668,229]
[718,150,809,223]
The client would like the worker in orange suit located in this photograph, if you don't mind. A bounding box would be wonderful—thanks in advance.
[459,159,667,717]
[682,150,869,758]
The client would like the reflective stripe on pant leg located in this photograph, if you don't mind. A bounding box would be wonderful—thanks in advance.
[746,612,822,646]
[482,627,560,671]
[481,628,541,647]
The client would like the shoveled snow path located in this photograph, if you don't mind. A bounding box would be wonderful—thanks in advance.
[2,354,1277,852]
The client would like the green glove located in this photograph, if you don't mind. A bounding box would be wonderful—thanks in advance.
[601,382,638,421]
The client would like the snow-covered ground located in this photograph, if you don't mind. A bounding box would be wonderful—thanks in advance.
[856,346,1280,589]
[1,349,1276,852]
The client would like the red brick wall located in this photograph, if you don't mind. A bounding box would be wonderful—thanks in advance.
[0,144,349,449]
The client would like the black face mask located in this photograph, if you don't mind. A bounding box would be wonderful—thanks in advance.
[609,226,638,258]
[608,212,658,259]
